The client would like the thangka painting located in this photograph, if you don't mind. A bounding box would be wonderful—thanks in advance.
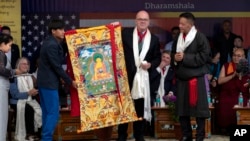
[65,22,139,132]
[78,42,116,95]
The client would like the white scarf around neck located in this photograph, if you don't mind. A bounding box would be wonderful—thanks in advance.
[132,27,151,67]
[157,65,170,107]
[17,75,34,93]
[176,26,197,52]
[131,27,152,122]
[15,75,42,140]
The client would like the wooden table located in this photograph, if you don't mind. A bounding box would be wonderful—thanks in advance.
[151,106,213,139]
[53,109,133,140]
[234,107,250,125]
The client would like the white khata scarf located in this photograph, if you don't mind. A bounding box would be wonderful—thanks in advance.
[17,75,34,93]
[157,65,170,107]
[176,26,197,52]
[131,27,152,122]
[15,75,42,141]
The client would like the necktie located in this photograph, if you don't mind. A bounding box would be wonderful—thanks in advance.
[138,30,147,54]
[162,67,166,74]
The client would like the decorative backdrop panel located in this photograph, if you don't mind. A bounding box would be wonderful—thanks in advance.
[65,22,139,132]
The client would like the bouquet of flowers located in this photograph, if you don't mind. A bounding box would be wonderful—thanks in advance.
[163,94,178,122]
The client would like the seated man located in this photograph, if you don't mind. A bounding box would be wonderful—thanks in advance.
[149,50,176,136]
[150,50,176,107]
[217,48,250,134]
[10,57,42,141]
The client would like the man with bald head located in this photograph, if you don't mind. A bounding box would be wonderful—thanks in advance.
[217,48,250,135]
[117,10,161,141]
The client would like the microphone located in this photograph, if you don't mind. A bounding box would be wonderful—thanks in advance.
[236,58,249,80]
[236,58,248,72]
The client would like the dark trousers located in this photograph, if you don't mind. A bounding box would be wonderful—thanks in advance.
[25,104,35,135]
[10,104,35,135]
[117,98,145,141]
[179,116,206,141]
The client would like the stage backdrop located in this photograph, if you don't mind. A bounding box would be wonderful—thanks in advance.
[21,0,250,72]
[64,22,139,132]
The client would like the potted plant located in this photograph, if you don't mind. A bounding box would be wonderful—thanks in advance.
[163,94,182,140]
[163,94,178,122]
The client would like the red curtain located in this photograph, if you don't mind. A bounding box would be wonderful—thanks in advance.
[232,18,250,48]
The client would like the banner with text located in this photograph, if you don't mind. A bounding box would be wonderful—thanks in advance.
[22,0,249,13]
[0,0,21,48]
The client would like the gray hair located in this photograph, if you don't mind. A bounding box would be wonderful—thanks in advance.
[15,57,30,72]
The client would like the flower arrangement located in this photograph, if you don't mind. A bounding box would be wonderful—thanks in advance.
[163,94,178,122]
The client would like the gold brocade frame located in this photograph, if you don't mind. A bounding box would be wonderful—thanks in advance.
[65,22,139,132]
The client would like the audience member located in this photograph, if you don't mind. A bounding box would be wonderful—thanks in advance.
[1,26,20,69]
[207,48,221,88]
[10,57,41,141]
[37,19,77,141]
[0,33,20,141]
[150,50,176,107]
[164,26,180,51]
[149,50,176,137]
[117,10,161,141]
[217,48,250,134]
[233,35,248,58]
[213,20,237,67]
[172,12,210,141]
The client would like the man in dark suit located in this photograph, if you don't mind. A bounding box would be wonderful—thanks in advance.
[149,50,176,136]
[117,10,161,141]
[37,19,77,141]
[1,26,20,69]
[150,50,176,107]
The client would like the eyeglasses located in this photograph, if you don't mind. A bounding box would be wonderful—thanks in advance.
[136,18,149,22]
[233,54,243,58]
[20,63,29,65]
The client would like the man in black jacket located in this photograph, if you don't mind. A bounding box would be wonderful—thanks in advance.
[213,20,237,67]
[172,12,210,141]
[37,19,76,141]
[150,50,176,107]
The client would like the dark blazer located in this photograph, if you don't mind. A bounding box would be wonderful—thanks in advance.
[10,44,20,69]
[122,28,161,89]
[37,35,72,89]
[150,66,176,100]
